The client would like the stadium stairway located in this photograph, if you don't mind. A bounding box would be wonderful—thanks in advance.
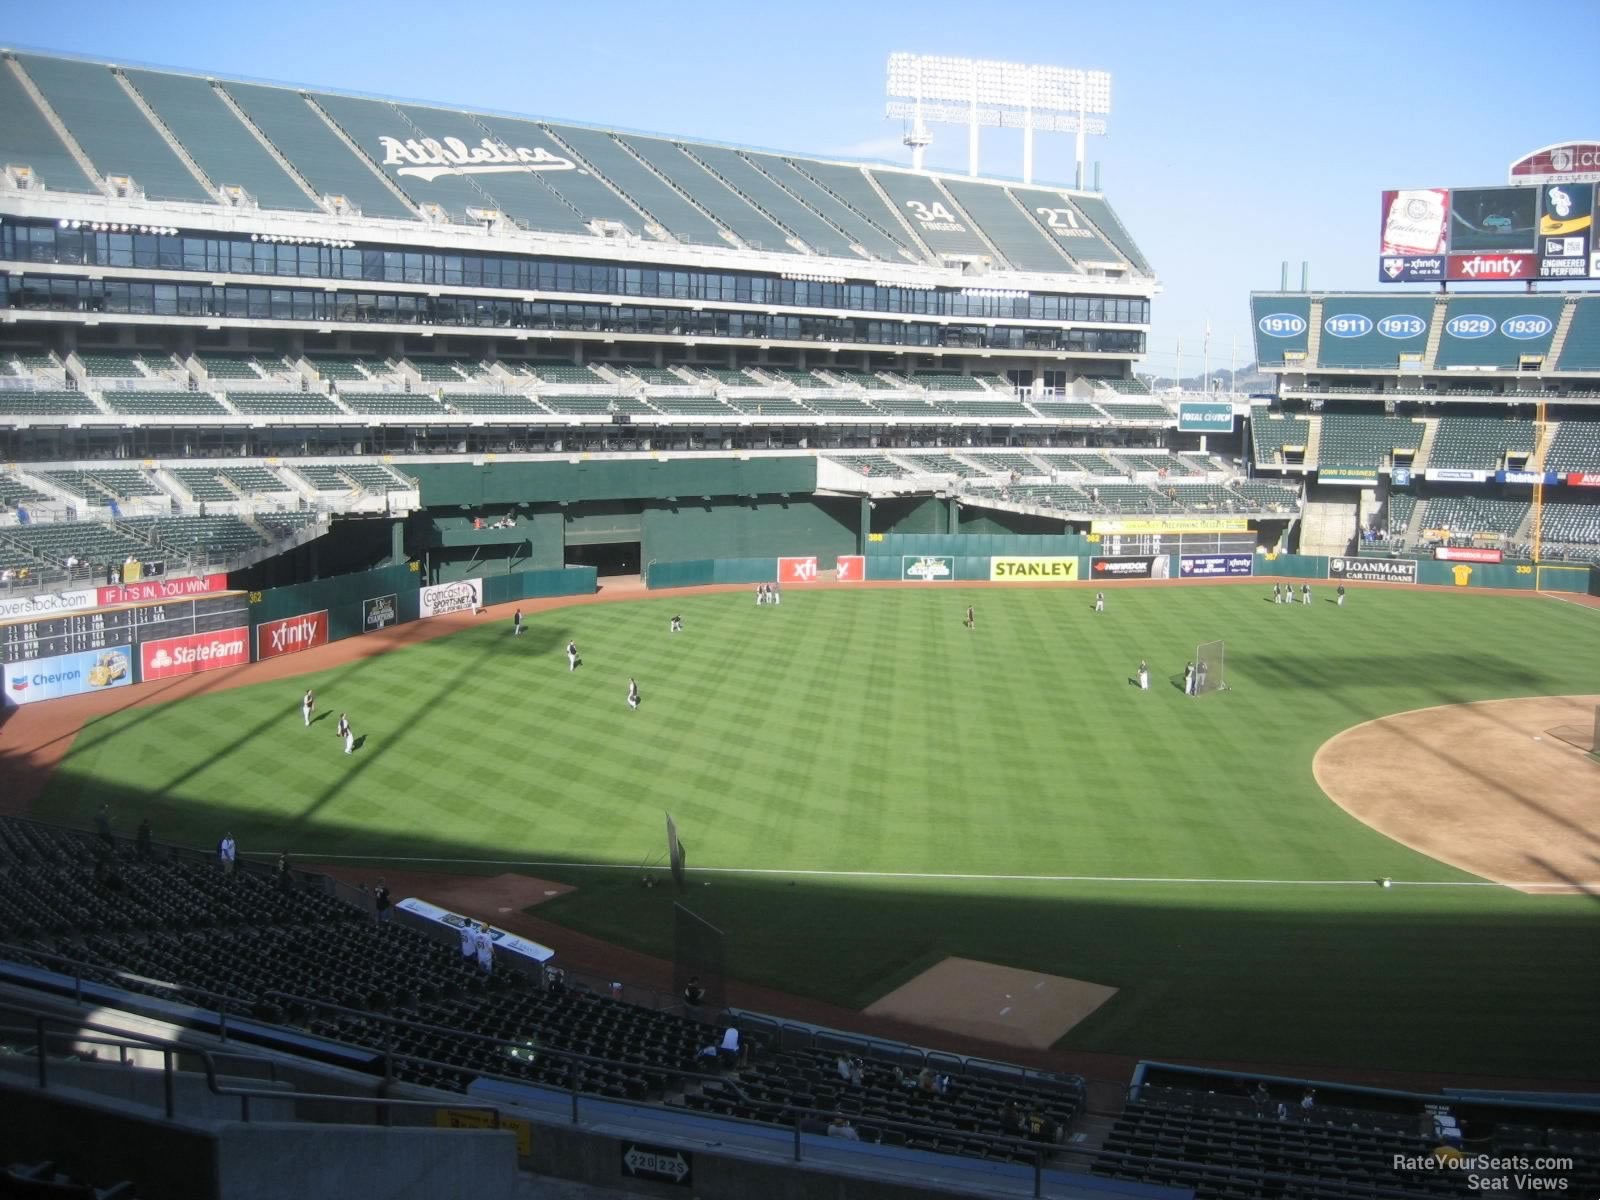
[1532,419,1560,471]
[1297,487,1357,557]
[1413,417,1440,472]
[1302,413,1323,469]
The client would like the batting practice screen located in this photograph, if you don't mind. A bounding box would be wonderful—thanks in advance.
[1195,640,1226,695]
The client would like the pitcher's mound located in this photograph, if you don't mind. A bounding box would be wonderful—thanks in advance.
[865,957,1116,1050]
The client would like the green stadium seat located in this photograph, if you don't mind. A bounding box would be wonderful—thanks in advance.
[0,390,100,416]
[1428,417,1537,470]
[104,391,229,416]
[226,391,344,416]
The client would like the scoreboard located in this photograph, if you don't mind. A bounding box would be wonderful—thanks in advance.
[2,592,250,706]
[0,593,249,665]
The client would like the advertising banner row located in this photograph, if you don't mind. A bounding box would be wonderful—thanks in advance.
[1379,182,1596,282]
[0,571,231,624]
[4,624,253,705]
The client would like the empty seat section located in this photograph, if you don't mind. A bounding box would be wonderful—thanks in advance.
[643,396,731,416]
[681,144,860,259]
[121,69,317,211]
[1419,497,1527,537]
[104,391,228,416]
[915,372,984,391]
[869,171,992,260]
[1065,193,1152,273]
[305,355,385,381]
[1428,417,1537,470]
[1317,413,1423,469]
[540,395,652,416]
[40,469,160,500]
[966,452,1039,475]
[387,104,589,234]
[17,56,212,203]
[1098,402,1170,422]
[312,94,488,221]
[942,180,1075,273]
[1544,418,1600,474]
[616,136,796,254]
[343,393,444,416]
[900,453,982,477]
[194,354,265,379]
[867,396,940,415]
[1031,401,1102,420]
[291,464,351,491]
[1556,298,1600,371]
[527,362,605,385]
[548,125,727,247]
[934,398,1033,418]
[752,155,915,263]
[170,468,235,502]
[0,391,99,416]
[1006,187,1125,266]
[830,454,906,477]
[342,464,408,489]
[0,59,99,191]
[218,466,288,493]
[227,391,343,416]
[445,393,543,415]
[788,161,926,262]
[796,395,874,416]
[0,476,51,506]
[78,353,144,378]
[1250,408,1311,466]
[476,115,649,234]
[721,394,807,415]
[223,82,415,221]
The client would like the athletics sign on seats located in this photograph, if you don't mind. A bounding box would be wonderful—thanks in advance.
[777,556,819,583]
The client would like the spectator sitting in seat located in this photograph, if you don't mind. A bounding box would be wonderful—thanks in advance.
[1000,1100,1025,1136]
[719,1025,742,1066]
[827,1117,861,1141]
[683,975,705,1008]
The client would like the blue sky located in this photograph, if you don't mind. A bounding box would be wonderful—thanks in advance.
[9,0,1596,377]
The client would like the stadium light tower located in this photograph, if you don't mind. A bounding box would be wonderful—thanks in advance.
[886,53,1110,185]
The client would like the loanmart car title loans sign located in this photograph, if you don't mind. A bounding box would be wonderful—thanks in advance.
[1328,556,1417,584]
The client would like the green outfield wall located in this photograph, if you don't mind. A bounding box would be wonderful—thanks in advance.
[247,562,421,643]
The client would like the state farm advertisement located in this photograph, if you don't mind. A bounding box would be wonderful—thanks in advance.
[256,610,329,661]
[99,572,228,607]
[140,626,249,682]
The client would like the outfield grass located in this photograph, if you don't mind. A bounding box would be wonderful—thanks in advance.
[41,584,1600,1079]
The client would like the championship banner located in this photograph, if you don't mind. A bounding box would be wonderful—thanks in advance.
[0,588,98,623]
[901,555,954,581]
[98,572,229,608]
[1328,556,1417,584]
[1435,546,1503,564]
[419,578,482,618]
[1090,517,1248,535]
[256,609,329,661]
[833,555,864,581]
[1091,555,1170,580]
[989,556,1079,582]
[777,556,819,583]
[1177,402,1234,433]
[4,646,132,707]
[1180,554,1254,578]
[140,626,249,681]
[363,593,398,630]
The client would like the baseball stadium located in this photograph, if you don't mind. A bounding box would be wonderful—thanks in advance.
[0,44,1597,1200]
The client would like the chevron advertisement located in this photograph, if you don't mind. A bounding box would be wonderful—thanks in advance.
[4,646,132,707]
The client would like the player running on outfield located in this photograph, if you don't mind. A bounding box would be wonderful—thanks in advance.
[566,641,579,672]
[669,615,683,634]
[627,677,640,710]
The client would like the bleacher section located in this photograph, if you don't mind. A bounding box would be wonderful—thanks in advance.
[124,515,267,556]
[1428,417,1537,470]
[1250,409,1311,466]
[1545,419,1600,474]
[194,353,266,379]
[1097,402,1169,422]
[0,476,50,507]
[289,464,352,491]
[830,454,906,478]
[38,468,162,500]
[527,362,606,386]
[539,395,653,417]
[341,464,409,490]
[444,393,544,416]
[1317,413,1423,469]
[1,520,151,565]
[305,355,383,382]
[77,353,145,378]
[1417,496,1528,538]
[897,453,982,477]
[1556,298,1600,372]
[103,390,229,416]
[1540,504,1600,559]
[934,398,1033,419]
[0,815,1095,1170]
[1030,401,1102,421]
[226,391,345,417]
[340,392,445,416]
[169,467,236,503]
[0,390,99,416]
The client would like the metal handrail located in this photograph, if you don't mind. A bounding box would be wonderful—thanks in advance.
[0,1003,506,1132]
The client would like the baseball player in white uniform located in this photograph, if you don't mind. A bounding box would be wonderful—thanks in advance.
[627,677,640,710]
[566,641,579,672]
[459,920,476,962]
[337,713,353,754]
[1094,592,1105,613]
[474,923,493,973]
[1137,659,1149,691]
[302,689,315,728]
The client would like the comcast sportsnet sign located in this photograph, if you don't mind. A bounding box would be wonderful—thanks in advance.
[141,627,249,681]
